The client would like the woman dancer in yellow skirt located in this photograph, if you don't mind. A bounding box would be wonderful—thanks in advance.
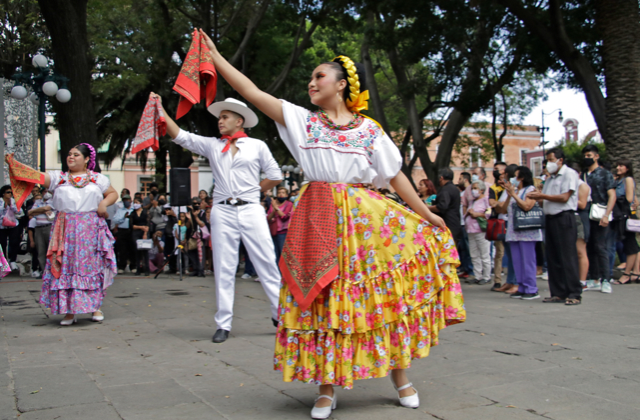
[197,29,465,418]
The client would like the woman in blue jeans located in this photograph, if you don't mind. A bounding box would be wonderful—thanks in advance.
[268,187,294,264]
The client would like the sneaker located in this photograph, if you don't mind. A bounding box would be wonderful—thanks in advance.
[117,269,124,274]
[31,270,40,278]
[477,279,491,285]
[254,277,261,282]
[584,280,601,291]
[459,272,469,279]
[522,292,541,300]
[538,272,548,281]
[10,262,18,272]
[601,281,612,294]
[241,273,252,279]
[510,291,525,299]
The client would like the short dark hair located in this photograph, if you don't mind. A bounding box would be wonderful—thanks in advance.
[546,148,565,161]
[516,166,534,187]
[460,172,471,183]
[505,164,518,178]
[439,167,454,181]
[149,182,159,189]
[0,185,11,196]
[494,161,507,169]
[581,144,599,155]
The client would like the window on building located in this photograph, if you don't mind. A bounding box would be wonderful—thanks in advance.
[531,157,543,177]
[520,149,529,166]
[470,147,482,168]
[138,177,154,196]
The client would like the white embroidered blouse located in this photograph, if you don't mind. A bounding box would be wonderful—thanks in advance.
[276,100,402,189]
[47,171,110,213]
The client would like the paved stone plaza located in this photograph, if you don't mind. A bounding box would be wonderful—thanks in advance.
[1,272,639,420]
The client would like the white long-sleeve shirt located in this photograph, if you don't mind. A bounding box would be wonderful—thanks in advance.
[173,129,282,204]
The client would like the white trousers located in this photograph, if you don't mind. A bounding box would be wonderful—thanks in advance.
[211,203,281,331]
[468,232,492,281]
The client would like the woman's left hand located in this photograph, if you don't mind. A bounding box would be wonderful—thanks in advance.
[97,203,108,218]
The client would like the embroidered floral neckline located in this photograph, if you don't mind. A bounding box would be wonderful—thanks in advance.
[61,171,94,189]
[317,109,363,131]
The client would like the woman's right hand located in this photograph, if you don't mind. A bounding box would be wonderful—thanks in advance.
[199,29,218,55]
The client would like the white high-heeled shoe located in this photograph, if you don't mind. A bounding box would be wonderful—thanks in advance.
[310,393,337,419]
[91,310,104,322]
[60,316,77,326]
[391,376,420,408]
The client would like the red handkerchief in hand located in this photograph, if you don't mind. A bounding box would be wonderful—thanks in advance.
[173,29,218,119]
[131,96,166,154]
[4,153,45,209]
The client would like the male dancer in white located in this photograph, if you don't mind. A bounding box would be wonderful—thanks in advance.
[149,93,282,343]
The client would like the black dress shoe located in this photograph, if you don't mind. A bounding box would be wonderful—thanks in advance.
[272,318,279,327]
[212,329,230,343]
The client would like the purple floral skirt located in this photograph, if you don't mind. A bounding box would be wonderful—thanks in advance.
[40,212,117,315]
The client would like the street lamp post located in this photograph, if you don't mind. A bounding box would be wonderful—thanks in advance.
[10,53,71,172]
[281,164,301,190]
[537,109,563,155]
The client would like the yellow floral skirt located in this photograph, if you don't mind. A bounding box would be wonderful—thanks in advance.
[274,183,465,389]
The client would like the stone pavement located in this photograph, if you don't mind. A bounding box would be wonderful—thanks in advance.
[1,272,640,420]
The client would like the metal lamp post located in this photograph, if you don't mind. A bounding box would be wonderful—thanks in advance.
[10,53,71,171]
[281,165,301,189]
[537,109,563,155]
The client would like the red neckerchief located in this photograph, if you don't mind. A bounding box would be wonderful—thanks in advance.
[221,132,248,153]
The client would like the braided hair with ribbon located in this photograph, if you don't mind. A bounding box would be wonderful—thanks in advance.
[76,143,98,172]
[328,55,383,131]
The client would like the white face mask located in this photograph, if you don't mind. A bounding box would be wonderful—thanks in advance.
[471,174,479,183]
[133,203,141,210]
[510,177,518,186]
[472,190,480,199]
[43,193,52,201]
[546,161,559,174]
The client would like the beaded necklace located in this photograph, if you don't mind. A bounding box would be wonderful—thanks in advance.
[67,171,92,188]
[317,109,363,131]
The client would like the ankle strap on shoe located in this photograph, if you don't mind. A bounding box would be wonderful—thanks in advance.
[396,382,413,392]
[315,395,334,402]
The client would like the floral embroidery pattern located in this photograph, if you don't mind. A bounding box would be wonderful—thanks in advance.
[274,183,465,389]
[303,113,380,162]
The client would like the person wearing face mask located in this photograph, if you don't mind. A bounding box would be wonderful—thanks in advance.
[27,188,56,278]
[112,194,136,274]
[267,187,294,264]
[465,180,492,285]
[501,167,543,300]
[579,145,617,293]
[462,167,488,218]
[528,148,582,305]
[128,198,150,276]
[142,182,160,210]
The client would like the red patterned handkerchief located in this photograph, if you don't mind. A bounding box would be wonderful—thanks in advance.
[5,153,45,208]
[131,96,166,154]
[173,29,217,119]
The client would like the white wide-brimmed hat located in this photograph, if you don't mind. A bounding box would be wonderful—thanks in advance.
[207,98,258,128]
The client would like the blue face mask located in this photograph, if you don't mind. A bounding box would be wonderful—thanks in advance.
[471,174,479,183]
[123,200,131,208]
[510,177,518,186]
[289,197,296,202]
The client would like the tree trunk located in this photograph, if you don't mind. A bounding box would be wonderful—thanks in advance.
[595,0,640,185]
[37,0,97,171]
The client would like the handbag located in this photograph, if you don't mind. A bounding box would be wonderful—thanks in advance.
[513,187,544,231]
[136,239,153,250]
[589,203,612,222]
[2,206,17,228]
[485,218,506,241]
[626,219,640,233]
[200,225,210,241]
